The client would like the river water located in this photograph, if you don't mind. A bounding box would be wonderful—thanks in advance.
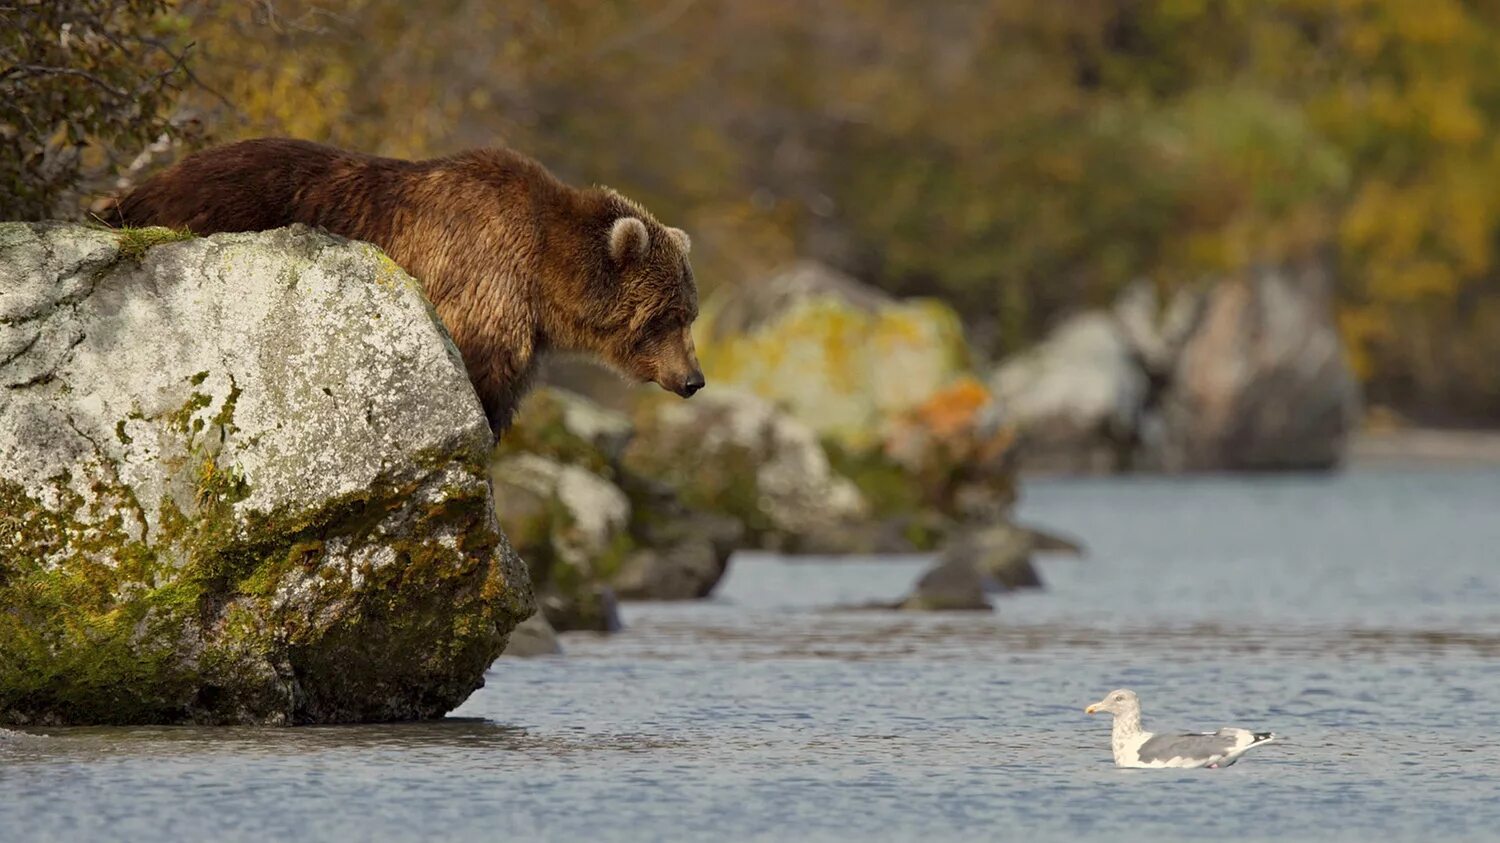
[4,468,1499,842]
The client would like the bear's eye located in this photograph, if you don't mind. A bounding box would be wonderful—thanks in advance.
[632,315,674,349]
[645,313,677,335]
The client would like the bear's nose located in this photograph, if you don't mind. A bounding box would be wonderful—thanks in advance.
[679,372,705,397]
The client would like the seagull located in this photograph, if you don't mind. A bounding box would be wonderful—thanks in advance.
[1085,689,1277,769]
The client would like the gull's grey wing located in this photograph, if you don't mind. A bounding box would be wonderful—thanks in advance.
[1134,731,1240,764]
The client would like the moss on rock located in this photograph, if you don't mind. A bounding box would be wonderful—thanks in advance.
[113,225,197,262]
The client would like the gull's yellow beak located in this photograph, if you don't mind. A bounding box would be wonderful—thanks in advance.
[1085,704,1098,714]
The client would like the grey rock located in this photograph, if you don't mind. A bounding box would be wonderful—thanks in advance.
[983,260,1358,474]
[540,584,622,634]
[0,223,532,726]
[614,510,743,600]
[491,453,631,570]
[940,522,1086,592]
[489,452,630,631]
[898,558,992,612]
[500,612,563,658]
[625,389,867,549]
[1160,261,1360,471]
[985,313,1149,472]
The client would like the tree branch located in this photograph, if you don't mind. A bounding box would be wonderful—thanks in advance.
[0,64,130,98]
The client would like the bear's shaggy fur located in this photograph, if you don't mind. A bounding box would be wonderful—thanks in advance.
[106,137,704,433]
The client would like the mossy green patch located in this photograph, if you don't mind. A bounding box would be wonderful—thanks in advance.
[113,226,196,262]
[0,478,201,725]
[2,438,524,725]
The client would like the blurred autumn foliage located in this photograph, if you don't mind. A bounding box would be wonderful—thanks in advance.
[9,0,1500,422]
[0,0,197,218]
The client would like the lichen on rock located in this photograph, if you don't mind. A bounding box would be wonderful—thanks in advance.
[0,222,532,726]
[697,261,971,450]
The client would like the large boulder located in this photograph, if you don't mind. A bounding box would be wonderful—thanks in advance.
[660,261,1031,548]
[699,261,971,449]
[624,389,867,551]
[0,223,532,726]
[1159,262,1360,470]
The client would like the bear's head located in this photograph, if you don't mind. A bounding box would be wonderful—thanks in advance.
[551,202,704,399]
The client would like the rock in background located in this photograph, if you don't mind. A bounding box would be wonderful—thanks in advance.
[499,613,563,658]
[489,451,627,633]
[623,389,868,551]
[490,387,747,627]
[983,313,1150,473]
[983,260,1361,473]
[0,223,532,726]
[693,263,1022,550]
[1158,262,1360,471]
[698,261,971,449]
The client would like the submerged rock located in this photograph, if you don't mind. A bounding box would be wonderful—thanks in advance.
[898,558,992,612]
[939,522,1086,592]
[0,223,532,726]
[499,612,564,658]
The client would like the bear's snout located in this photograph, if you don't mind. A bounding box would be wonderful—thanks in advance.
[651,324,704,399]
[676,371,705,398]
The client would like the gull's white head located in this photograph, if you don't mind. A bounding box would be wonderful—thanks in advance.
[1085,688,1140,717]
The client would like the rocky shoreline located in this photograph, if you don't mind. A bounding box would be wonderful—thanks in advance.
[1347,429,1500,467]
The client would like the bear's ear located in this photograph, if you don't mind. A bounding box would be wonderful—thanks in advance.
[667,227,691,254]
[609,217,650,265]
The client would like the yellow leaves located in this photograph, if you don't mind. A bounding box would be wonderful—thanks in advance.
[1415,78,1484,146]
[1342,163,1498,306]
[1366,260,1457,303]
[1336,305,1391,382]
[1341,180,1421,258]
[1037,152,1084,184]
[1158,0,1209,21]
[1386,0,1467,45]
[1436,171,1493,275]
[1347,21,1385,59]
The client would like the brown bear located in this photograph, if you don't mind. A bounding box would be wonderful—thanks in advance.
[105,137,704,434]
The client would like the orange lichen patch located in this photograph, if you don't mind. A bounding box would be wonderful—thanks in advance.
[906,377,991,441]
[873,376,1018,518]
